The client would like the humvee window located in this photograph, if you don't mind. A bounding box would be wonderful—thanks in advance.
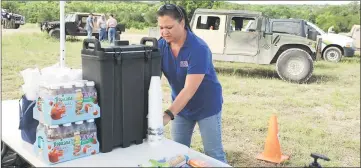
[272,21,301,35]
[65,14,76,22]
[81,17,87,23]
[229,17,255,32]
[196,16,220,30]
[305,23,321,36]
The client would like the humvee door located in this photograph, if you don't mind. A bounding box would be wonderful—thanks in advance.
[191,14,226,54]
[64,14,79,34]
[224,16,260,56]
[78,15,100,33]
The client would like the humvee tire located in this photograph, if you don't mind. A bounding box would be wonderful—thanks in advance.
[323,46,342,63]
[276,48,313,83]
[14,24,20,29]
[49,28,60,39]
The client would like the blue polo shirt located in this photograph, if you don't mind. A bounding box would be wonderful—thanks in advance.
[158,29,223,121]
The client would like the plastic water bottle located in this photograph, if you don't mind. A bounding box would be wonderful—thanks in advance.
[74,82,84,115]
[86,119,97,144]
[147,76,163,146]
[73,121,85,155]
[61,123,73,139]
[86,81,98,105]
[47,125,61,142]
[86,119,97,135]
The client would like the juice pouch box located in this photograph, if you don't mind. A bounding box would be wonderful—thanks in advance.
[40,82,100,125]
[74,81,100,116]
[33,122,99,165]
[33,84,49,123]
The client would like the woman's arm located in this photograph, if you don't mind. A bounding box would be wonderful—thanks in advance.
[165,45,211,118]
[167,74,204,115]
[106,20,109,31]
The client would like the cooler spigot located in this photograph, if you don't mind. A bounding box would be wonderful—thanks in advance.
[309,153,330,168]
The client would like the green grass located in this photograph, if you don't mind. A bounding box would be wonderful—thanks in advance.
[21,23,40,29]
[21,23,149,34]
[2,27,360,167]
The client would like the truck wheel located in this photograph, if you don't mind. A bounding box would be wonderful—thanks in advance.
[49,28,60,39]
[323,46,342,63]
[276,48,314,83]
[14,24,20,29]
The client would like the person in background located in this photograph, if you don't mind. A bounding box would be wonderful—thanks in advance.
[157,4,227,164]
[97,14,107,41]
[86,13,94,39]
[106,14,117,44]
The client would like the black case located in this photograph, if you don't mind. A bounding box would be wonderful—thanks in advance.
[81,38,161,153]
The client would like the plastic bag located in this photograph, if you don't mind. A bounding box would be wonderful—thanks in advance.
[20,68,41,100]
[20,63,83,100]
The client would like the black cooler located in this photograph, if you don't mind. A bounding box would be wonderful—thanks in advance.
[81,38,161,153]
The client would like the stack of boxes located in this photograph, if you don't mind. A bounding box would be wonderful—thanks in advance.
[32,80,101,165]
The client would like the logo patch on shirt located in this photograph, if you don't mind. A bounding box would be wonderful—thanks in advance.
[180,61,189,67]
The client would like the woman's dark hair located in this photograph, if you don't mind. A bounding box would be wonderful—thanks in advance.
[157,4,192,32]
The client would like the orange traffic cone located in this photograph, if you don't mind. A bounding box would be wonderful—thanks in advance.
[256,115,289,164]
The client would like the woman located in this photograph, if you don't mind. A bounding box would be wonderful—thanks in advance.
[157,4,227,163]
[106,14,117,44]
[97,14,107,41]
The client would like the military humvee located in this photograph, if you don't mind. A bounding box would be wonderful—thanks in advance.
[262,19,356,63]
[40,12,125,40]
[1,8,26,29]
[149,9,322,83]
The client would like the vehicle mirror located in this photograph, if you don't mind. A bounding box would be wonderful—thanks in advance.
[307,29,317,41]
[256,18,262,31]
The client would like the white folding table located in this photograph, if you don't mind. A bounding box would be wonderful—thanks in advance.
[1,100,231,167]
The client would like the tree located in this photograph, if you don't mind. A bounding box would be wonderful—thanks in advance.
[3,1,360,31]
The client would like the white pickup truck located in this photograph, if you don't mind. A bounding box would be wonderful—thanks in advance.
[307,21,355,59]
[340,24,360,52]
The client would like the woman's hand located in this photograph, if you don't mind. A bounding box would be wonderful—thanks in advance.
[163,114,171,126]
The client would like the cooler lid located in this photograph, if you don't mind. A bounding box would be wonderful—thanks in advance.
[106,44,154,53]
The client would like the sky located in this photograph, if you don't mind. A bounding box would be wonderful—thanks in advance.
[228,1,355,5]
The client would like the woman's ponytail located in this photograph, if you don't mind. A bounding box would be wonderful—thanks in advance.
[178,6,192,32]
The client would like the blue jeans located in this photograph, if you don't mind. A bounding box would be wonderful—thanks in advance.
[171,112,227,163]
[99,28,106,41]
[87,28,93,39]
[108,27,116,44]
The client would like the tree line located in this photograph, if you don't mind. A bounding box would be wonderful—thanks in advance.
[1,1,360,32]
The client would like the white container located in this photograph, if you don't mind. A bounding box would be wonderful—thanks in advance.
[147,76,163,146]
